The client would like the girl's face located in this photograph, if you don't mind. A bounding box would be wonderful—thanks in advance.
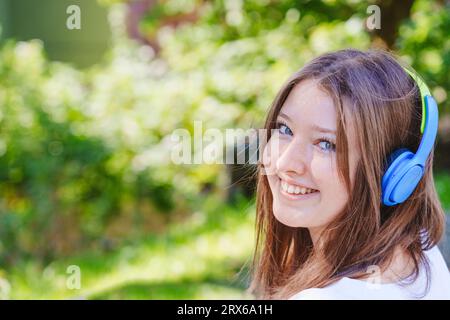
[262,80,360,239]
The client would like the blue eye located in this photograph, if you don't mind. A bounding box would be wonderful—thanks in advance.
[276,121,293,136]
[318,138,336,153]
[275,120,336,153]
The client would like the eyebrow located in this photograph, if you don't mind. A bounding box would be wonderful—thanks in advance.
[278,112,337,135]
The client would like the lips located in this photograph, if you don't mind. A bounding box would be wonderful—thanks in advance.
[279,179,319,195]
[281,182,317,195]
[279,179,319,200]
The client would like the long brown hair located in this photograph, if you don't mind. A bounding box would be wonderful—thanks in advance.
[248,49,446,299]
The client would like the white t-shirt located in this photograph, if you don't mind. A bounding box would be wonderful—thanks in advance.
[289,245,450,300]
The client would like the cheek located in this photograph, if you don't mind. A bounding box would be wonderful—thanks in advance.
[311,155,348,196]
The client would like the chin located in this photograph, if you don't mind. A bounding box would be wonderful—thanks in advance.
[272,205,313,228]
[275,218,304,228]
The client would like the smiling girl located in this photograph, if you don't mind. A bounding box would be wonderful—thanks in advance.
[248,49,450,299]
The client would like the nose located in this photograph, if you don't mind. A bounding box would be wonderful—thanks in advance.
[276,138,309,176]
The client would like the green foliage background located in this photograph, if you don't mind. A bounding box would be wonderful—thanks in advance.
[0,0,449,299]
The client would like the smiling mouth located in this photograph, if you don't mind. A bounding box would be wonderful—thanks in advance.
[279,179,319,199]
[279,179,319,195]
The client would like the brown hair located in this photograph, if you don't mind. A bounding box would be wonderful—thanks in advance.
[248,49,446,299]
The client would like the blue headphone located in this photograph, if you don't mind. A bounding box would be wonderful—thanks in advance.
[381,68,439,206]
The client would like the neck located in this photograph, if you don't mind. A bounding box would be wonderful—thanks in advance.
[308,226,325,247]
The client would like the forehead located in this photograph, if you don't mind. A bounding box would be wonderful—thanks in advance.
[280,79,337,131]
[279,79,360,152]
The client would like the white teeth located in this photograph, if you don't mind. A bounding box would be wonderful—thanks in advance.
[280,180,317,195]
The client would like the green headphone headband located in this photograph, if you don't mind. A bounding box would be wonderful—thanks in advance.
[402,67,431,134]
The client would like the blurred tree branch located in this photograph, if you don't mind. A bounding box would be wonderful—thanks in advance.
[371,0,415,49]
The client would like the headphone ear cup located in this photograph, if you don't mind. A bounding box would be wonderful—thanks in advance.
[381,148,414,206]
[384,148,409,170]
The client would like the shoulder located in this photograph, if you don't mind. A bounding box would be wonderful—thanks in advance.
[288,279,367,300]
[424,244,448,268]
[288,269,422,300]
[289,245,450,300]
[288,287,341,300]
[422,244,450,282]
[421,245,450,298]
[288,278,411,300]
